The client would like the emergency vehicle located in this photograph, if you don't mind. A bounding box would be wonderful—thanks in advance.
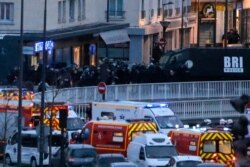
[0,100,84,140]
[91,100,183,134]
[76,119,158,156]
[127,133,178,167]
[0,88,34,100]
[5,128,62,167]
[168,128,235,167]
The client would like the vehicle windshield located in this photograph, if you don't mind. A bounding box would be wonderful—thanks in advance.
[71,148,97,158]
[176,161,202,167]
[145,146,178,158]
[67,117,85,130]
[155,116,184,129]
[98,157,126,167]
[159,51,175,65]
[203,140,232,154]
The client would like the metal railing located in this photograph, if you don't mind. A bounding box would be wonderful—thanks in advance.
[34,80,250,104]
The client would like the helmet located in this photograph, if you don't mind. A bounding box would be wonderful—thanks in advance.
[220,118,227,125]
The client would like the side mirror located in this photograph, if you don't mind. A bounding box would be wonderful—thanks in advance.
[7,139,10,145]
[71,132,79,141]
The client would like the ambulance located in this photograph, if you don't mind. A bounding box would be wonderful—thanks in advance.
[75,119,158,156]
[168,127,235,167]
[91,100,183,134]
[5,128,62,167]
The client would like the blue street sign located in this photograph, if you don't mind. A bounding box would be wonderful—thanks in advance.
[89,44,96,55]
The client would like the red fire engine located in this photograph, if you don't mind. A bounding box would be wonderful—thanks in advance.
[75,119,158,156]
[168,127,235,167]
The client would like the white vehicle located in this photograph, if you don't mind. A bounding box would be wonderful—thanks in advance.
[127,133,178,167]
[166,155,203,167]
[91,101,183,134]
[110,162,138,167]
[4,128,62,167]
[58,106,85,141]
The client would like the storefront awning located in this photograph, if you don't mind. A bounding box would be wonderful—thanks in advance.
[100,29,130,45]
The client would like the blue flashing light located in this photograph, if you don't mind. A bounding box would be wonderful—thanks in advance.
[146,104,153,108]
[160,103,167,107]
[144,103,168,108]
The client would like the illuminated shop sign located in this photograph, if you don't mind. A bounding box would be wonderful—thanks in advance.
[34,40,54,52]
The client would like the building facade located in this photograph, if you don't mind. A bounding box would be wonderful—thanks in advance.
[0,0,203,81]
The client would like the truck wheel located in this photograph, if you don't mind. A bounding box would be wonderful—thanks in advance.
[30,158,37,167]
[5,154,13,166]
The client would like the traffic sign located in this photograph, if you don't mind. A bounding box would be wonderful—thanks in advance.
[89,44,96,55]
[97,82,106,95]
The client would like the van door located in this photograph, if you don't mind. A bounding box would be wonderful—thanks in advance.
[21,135,38,164]
[7,133,18,163]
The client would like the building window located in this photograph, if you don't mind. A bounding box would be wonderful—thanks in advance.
[0,2,14,24]
[78,0,86,21]
[58,0,66,23]
[109,0,123,17]
[69,0,75,22]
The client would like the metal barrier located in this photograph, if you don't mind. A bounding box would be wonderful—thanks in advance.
[70,98,241,121]
[34,80,250,103]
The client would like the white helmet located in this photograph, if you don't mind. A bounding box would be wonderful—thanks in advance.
[220,118,227,125]
[204,119,212,124]
[227,119,233,124]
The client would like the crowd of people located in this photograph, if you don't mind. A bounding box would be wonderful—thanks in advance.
[4,58,172,92]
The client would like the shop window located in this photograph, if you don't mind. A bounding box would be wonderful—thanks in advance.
[73,47,80,67]
[55,49,63,63]
[63,48,71,65]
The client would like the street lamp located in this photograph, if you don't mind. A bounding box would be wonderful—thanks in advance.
[180,0,184,49]
[224,0,228,48]
[18,0,24,167]
[39,0,47,166]
[160,1,173,39]
[160,1,173,52]
[107,0,109,22]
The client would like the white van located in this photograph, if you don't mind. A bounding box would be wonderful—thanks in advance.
[4,128,62,167]
[127,133,178,167]
[91,101,183,134]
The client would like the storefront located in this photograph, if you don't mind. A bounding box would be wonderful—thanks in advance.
[0,23,129,82]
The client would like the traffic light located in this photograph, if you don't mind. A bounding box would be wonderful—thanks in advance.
[59,109,68,129]
[230,94,250,113]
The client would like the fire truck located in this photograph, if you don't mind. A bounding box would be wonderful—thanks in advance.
[0,100,84,139]
[168,128,235,167]
[0,88,34,100]
[74,119,157,156]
